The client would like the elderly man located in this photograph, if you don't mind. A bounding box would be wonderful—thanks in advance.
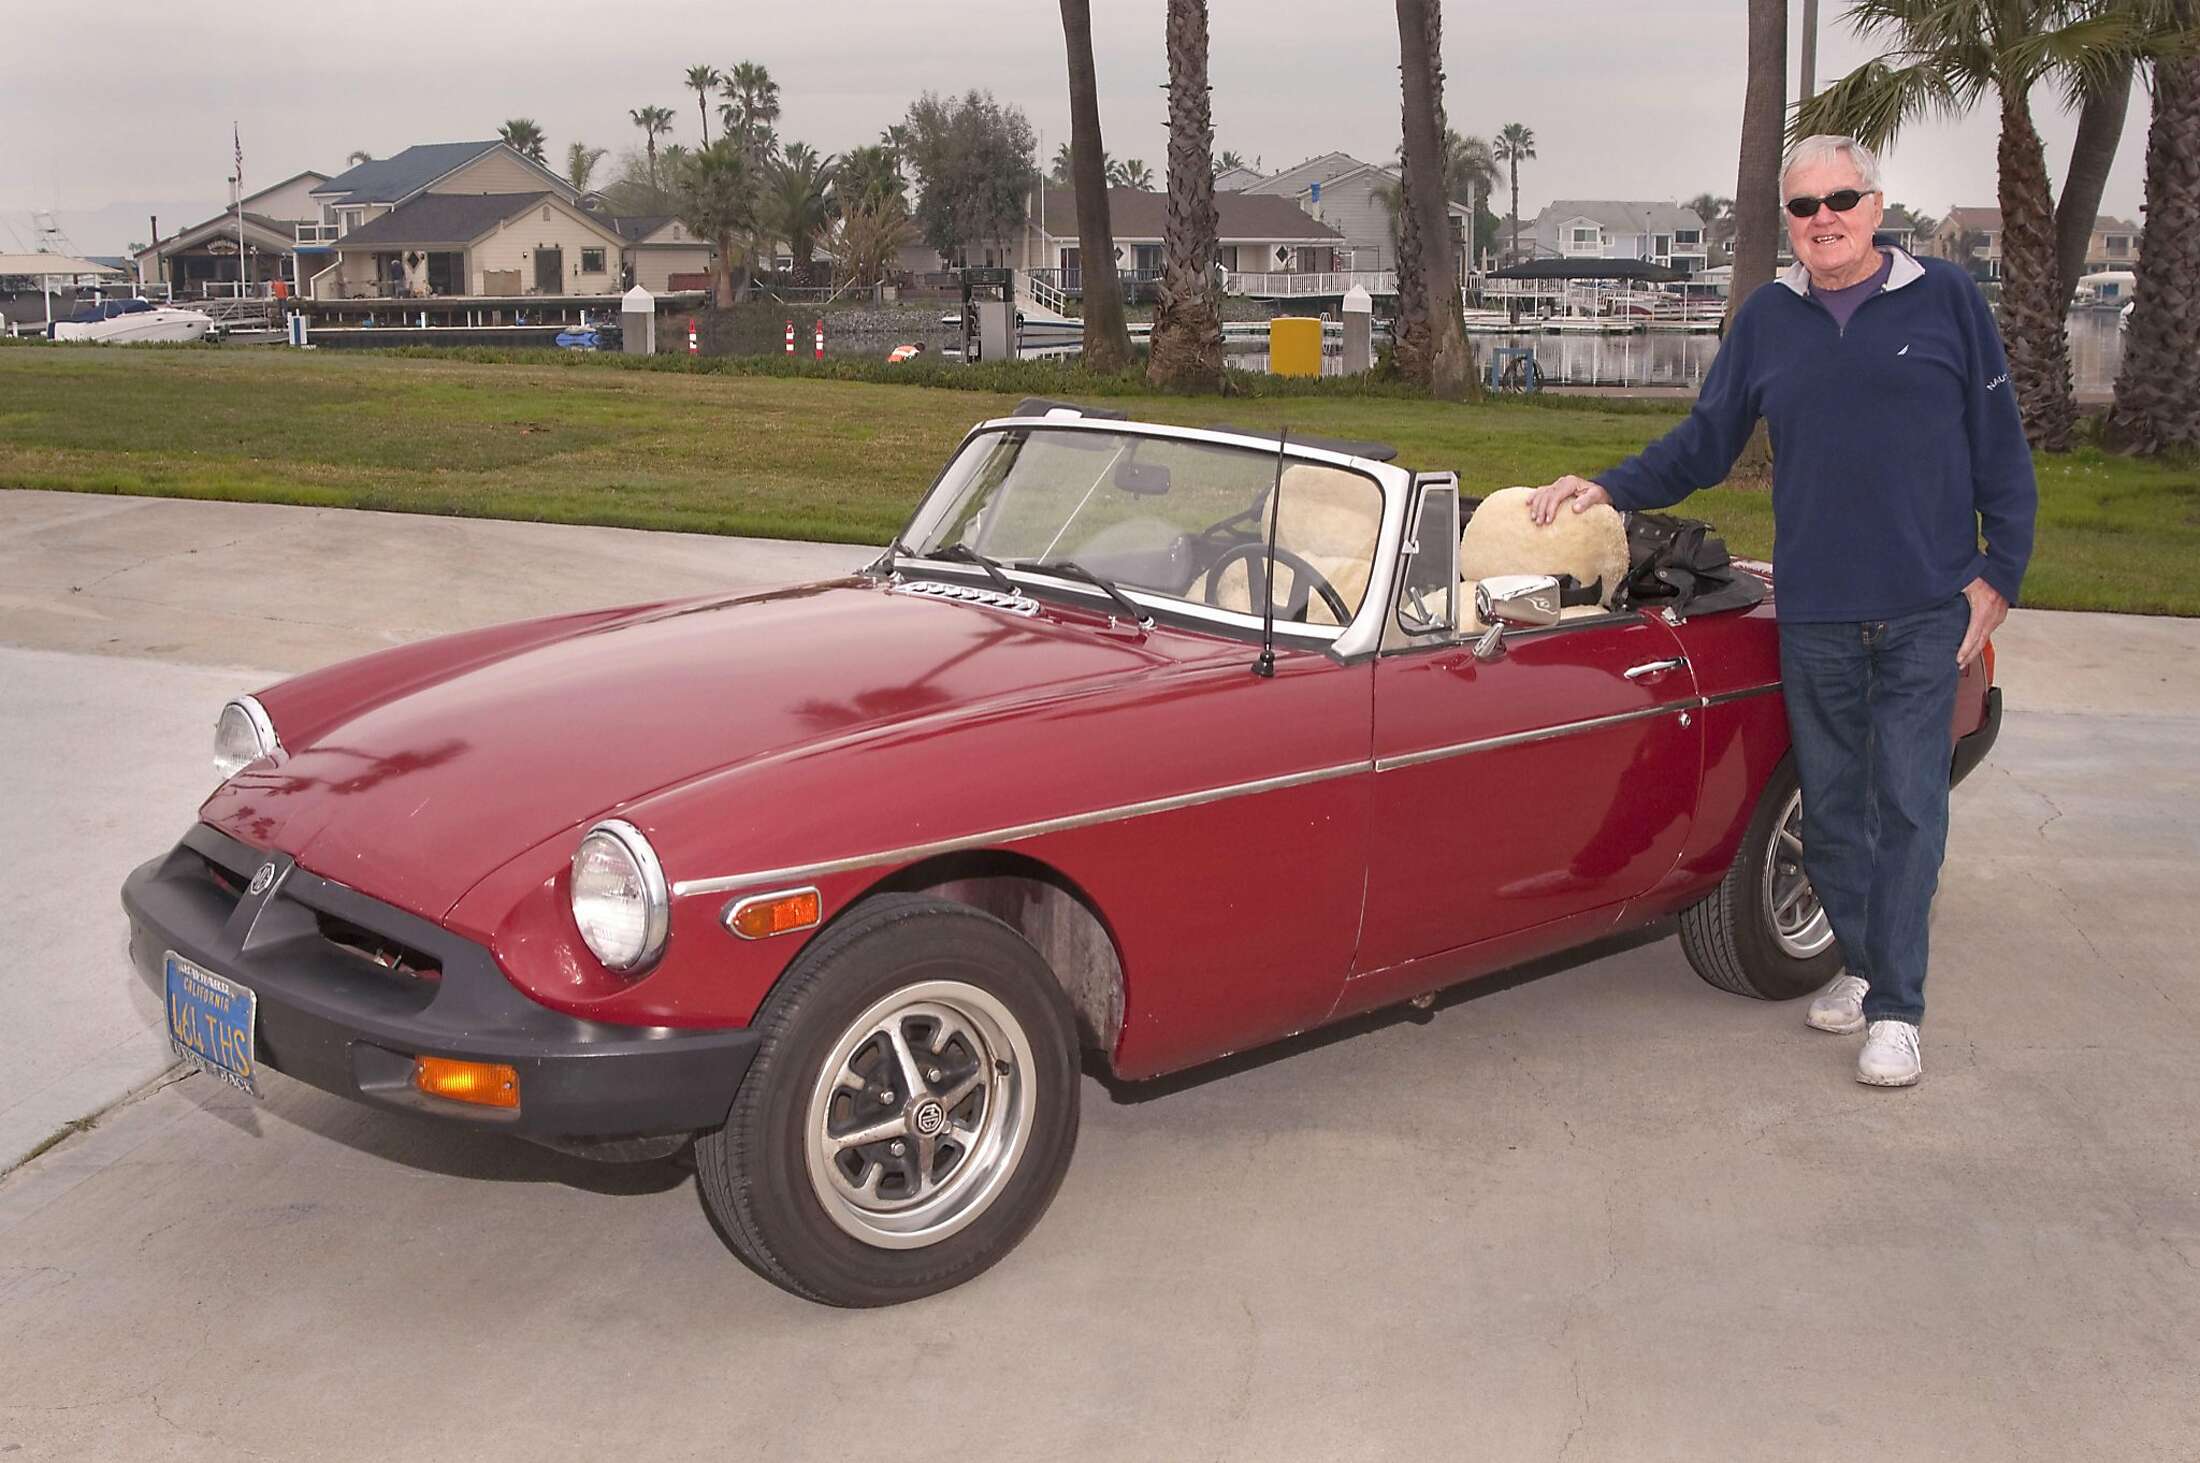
[1529,135,2036,1086]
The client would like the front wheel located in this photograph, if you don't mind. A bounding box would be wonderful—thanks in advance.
[695,895,1081,1306]
[1678,760,1843,1000]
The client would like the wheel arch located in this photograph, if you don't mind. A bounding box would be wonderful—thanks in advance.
[784,851,1130,1066]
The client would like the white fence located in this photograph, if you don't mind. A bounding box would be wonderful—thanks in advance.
[1223,270,1398,298]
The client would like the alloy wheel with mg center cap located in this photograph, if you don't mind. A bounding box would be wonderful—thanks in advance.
[803,983,1036,1249]
[696,893,1081,1307]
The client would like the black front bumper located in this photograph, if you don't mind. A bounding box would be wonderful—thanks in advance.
[122,825,758,1150]
[1951,686,2003,788]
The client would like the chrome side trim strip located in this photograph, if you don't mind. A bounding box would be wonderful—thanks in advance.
[1372,682,1783,773]
[1703,683,1782,706]
[1373,702,1680,773]
[670,759,1370,898]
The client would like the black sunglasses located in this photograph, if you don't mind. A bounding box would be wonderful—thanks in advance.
[1785,188,1877,218]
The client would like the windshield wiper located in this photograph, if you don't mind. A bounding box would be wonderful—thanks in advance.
[1013,558,1152,627]
[921,542,1017,595]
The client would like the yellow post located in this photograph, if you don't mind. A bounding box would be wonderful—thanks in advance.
[1269,316,1322,377]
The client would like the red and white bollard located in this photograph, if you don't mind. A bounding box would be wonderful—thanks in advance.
[814,319,824,360]
[687,317,698,356]
[784,319,795,354]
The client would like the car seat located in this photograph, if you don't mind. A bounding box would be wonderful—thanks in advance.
[1199,463,1384,627]
[1457,485,1629,631]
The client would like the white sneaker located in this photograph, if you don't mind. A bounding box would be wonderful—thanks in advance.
[1857,1020,1922,1087]
[1807,974,1869,1034]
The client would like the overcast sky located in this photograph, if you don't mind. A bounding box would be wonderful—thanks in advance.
[4,0,2154,256]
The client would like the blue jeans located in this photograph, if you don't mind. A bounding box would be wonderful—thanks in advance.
[1777,595,1968,1026]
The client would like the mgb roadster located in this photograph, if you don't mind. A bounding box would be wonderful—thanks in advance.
[124,401,2000,1305]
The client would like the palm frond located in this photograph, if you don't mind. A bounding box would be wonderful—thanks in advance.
[1792,58,1974,150]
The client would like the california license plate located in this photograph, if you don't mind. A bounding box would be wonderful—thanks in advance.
[165,951,259,1096]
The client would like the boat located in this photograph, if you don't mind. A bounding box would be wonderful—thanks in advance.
[50,298,215,344]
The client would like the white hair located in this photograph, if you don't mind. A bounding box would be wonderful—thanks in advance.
[1782,134,1885,194]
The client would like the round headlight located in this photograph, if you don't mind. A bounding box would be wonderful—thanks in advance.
[570,820,669,973]
[213,696,279,780]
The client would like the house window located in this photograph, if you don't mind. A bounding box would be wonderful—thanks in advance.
[581,248,606,273]
[1570,227,1597,246]
[1675,229,1701,247]
[2106,235,2130,255]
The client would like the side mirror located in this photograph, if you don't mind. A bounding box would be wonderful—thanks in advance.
[1469,574,1561,662]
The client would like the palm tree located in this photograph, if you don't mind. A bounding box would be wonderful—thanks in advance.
[1060,0,1135,373]
[1394,0,1471,398]
[685,65,720,147]
[498,118,546,163]
[838,144,906,210]
[345,149,374,168]
[2057,66,2135,301]
[674,140,754,307]
[1111,159,1155,189]
[630,106,677,191]
[770,144,840,284]
[565,141,608,193]
[1797,0,2159,452]
[1148,0,1225,391]
[722,61,782,162]
[1730,0,1785,322]
[1214,148,1247,172]
[2104,0,2199,453]
[1684,191,1735,261]
[1494,122,1535,263]
[827,193,917,291]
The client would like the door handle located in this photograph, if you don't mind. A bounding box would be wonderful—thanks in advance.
[1624,657,1688,680]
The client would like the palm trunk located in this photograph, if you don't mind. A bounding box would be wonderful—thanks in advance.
[1996,84,2076,452]
[2105,6,2200,454]
[1060,0,1135,373]
[1148,0,1225,391]
[647,140,659,194]
[2056,67,2132,303]
[1728,0,1786,321]
[713,233,734,308]
[697,95,710,149]
[1508,162,1520,264]
[1395,0,1469,398]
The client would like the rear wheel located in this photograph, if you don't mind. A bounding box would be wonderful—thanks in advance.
[695,894,1080,1306]
[1678,760,1843,1000]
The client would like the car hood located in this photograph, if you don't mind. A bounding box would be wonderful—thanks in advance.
[201,580,1207,921]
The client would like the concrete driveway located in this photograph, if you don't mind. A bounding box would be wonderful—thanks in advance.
[3,489,2194,1461]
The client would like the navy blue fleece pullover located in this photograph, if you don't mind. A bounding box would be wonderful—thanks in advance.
[1595,247,2037,622]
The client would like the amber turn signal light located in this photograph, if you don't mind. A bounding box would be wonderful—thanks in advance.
[727,887,823,940]
[414,1056,520,1109]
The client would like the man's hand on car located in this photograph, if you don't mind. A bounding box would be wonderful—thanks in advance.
[1528,475,1612,526]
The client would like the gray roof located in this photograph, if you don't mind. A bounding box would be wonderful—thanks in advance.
[1539,200,1707,235]
[610,215,674,241]
[336,192,557,248]
[1038,187,1340,242]
[312,142,504,204]
[1240,153,1370,197]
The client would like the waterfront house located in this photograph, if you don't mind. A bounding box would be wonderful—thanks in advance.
[1926,206,2139,281]
[608,216,715,292]
[133,171,329,298]
[1532,201,1709,276]
[1237,156,1476,278]
[313,193,626,299]
[306,142,578,243]
[1000,187,1344,289]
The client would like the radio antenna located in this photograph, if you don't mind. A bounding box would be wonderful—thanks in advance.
[1252,428,1287,678]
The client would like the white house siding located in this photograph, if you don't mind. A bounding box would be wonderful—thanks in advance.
[431,151,563,197]
[243,175,326,224]
[629,246,714,292]
[468,204,624,293]
[1302,175,1403,269]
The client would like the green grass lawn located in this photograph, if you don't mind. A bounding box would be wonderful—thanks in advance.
[1,345,2192,614]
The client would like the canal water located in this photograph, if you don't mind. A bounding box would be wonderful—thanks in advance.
[1007,310,2128,392]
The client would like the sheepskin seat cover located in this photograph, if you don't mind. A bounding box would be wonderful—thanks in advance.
[1200,463,1384,626]
[1457,486,1629,630]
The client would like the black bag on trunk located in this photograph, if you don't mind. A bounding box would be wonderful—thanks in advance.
[1621,512,1768,617]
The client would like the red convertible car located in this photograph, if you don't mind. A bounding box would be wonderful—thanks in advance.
[124,403,2000,1305]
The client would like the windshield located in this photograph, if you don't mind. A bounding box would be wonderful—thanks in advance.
[903,426,1388,629]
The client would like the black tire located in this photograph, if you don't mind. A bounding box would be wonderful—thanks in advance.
[695,894,1080,1306]
[1677,758,1844,1000]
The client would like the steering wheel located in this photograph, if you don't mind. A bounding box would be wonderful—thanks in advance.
[1203,542,1352,625]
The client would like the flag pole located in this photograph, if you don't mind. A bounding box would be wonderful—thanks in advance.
[233,123,247,298]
